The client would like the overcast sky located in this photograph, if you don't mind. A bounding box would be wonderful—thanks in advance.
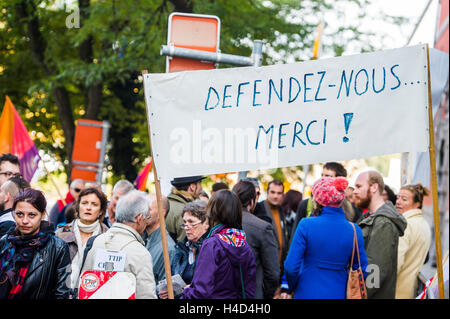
[377,0,438,47]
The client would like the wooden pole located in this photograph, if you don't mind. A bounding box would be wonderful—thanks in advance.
[425,44,445,299]
[142,70,175,299]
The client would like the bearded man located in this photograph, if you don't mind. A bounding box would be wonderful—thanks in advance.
[354,170,407,299]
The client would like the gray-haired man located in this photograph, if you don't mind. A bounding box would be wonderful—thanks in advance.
[104,179,135,227]
[80,190,157,299]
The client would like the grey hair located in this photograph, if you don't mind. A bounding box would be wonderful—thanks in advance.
[70,179,85,188]
[182,199,208,222]
[112,179,134,195]
[115,190,150,223]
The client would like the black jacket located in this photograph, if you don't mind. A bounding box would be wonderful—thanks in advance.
[0,209,15,238]
[242,210,280,299]
[254,200,290,271]
[0,224,72,299]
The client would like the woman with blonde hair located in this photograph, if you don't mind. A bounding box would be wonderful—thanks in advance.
[395,183,432,299]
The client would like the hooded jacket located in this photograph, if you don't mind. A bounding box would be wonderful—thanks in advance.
[182,224,256,299]
[357,201,407,299]
[242,209,280,299]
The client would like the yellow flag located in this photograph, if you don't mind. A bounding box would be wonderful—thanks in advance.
[312,21,323,60]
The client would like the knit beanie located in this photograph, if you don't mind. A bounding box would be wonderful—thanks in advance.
[312,177,349,207]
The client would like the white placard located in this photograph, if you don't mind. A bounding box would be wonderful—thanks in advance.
[93,249,126,272]
[144,44,430,180]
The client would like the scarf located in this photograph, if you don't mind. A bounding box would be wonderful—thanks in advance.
[0,222,52,299]
[185,234,206,265]
[172,188,197,202]
[70,219,100,289]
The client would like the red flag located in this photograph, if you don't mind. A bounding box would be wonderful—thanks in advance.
[0,96,41,181]
[134,159,152,191]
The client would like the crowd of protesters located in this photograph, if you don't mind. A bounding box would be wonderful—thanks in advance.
[0,152,436,299]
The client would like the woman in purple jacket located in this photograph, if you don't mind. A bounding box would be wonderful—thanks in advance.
[182,190,256,299]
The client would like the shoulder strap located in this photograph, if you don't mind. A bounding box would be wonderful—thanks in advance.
[79,234,100,272]
[349,223,362,270]
[239,265,246,299]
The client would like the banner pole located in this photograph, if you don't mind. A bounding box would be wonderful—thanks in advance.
[425,44,445,299]
[142,70,175,299]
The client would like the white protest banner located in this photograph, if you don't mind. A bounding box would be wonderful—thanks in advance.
[144,44,429,180]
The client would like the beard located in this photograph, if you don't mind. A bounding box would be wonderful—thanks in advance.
[355,189,372,210]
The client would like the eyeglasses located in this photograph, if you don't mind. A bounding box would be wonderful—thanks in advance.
[73,188,82,193]
[144,214,152,221]
[180,221,202,229]
[0,171,21,178]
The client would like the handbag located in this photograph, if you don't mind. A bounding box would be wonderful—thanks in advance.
[347,223,367,299]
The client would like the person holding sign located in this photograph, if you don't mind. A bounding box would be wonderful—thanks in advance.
[283,177,368,299]
[0,188,71,299]
[395,184,431,299]
[79,190,157,299]
[182,190,256,299]
[56,187,109,293]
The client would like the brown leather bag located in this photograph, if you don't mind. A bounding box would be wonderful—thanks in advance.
[347,223,367,299]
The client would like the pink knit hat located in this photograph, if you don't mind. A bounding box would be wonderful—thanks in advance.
[312,177,349,207]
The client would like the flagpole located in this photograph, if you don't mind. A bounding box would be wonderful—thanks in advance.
[142,70,175,299]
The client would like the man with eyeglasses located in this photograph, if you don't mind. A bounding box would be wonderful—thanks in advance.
[48,178,85,228]
[0,153,21,188]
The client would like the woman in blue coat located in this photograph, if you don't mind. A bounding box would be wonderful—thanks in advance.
[284,177,368,299]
